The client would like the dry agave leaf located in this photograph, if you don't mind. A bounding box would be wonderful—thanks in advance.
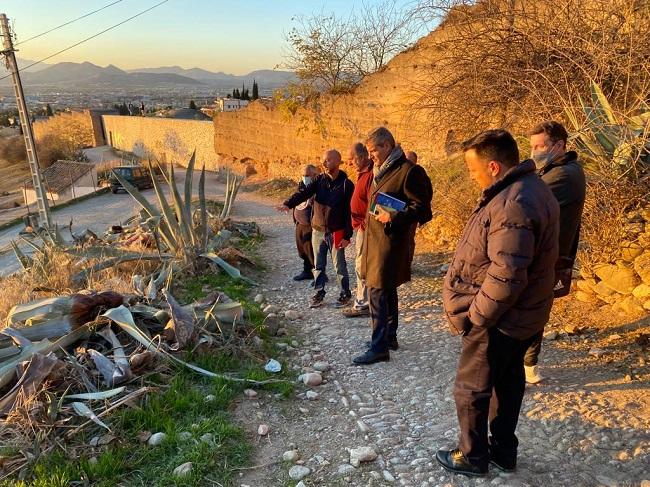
[101,306,285,385]
[162,290,196,350]
[0,352,62,416]
[72,402,110,431]
[101,306,156,351]
[97,327,132,382]
[66,387,126,401]
[200,253,257,285]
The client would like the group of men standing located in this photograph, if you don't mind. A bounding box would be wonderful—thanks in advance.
[279,126,433,365]
[278,120,586,477]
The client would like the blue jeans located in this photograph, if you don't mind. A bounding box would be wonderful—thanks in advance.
[311,229,350,296]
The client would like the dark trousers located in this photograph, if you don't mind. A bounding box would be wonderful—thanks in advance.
[524,331,543,366]
[453,326,537,469]
[295,223,314,273]
[368,287,398,353]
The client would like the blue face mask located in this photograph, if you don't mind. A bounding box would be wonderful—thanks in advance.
[302,176,312,186]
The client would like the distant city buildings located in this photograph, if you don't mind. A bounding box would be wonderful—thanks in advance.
[216,97,249,112]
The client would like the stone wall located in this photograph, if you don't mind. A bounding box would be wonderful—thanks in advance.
[575,209,650,315]
[101,115,217,169]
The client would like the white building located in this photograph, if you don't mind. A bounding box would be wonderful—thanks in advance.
[216,98,249,112]
[24,161,98,206]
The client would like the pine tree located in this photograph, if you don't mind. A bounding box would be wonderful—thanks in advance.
[189,100,197,110]
[45,103,53,116]
[252,80,259,100]
[232,88,237,99]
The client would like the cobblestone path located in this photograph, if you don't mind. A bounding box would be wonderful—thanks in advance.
[232,190,650,487]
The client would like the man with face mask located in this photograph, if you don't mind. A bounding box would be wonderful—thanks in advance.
[292,164,319,282]
[526,121,586,384]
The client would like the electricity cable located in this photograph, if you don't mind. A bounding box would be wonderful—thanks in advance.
[16,0,125,46]
[0,0,170,81]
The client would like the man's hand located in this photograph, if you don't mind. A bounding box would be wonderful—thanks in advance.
[374,206,393,224]
[338,239,350,249]
[276,204,291,213]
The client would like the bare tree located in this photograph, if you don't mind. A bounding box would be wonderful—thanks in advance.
[282,1,422,93]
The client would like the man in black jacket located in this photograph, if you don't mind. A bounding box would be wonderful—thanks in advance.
[278,149,354,308]
[292,164,319,282]
[525,120,586,384]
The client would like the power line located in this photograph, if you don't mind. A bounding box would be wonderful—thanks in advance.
[0,0,170,81]
[16,0,126,46]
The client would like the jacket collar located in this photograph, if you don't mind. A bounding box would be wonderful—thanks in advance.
[478,159,535,208]
[536,150,579,175]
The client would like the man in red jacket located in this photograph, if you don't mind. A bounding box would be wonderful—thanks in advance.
[343,142,374,317]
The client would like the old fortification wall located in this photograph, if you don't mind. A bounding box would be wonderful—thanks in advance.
[101,116,217,169]
[212,31,447,178]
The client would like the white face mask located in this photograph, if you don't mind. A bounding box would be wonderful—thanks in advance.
[302,176,312,186]
[530,141,561,169]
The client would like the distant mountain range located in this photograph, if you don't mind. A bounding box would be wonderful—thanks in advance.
[9,59,296,90]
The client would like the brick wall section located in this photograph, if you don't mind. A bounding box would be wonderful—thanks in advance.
[101,115,217,169]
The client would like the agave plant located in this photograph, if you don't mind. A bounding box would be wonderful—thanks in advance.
[565,81,650,181]
[111,151,209,263]
[112,152,247,269]
[220,169,244,219]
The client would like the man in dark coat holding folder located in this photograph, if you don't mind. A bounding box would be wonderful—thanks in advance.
[353,127,433,365]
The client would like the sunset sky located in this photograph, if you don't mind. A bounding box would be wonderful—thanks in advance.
[4,0,413,74]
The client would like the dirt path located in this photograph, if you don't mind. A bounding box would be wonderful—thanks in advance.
[232,190,650,487]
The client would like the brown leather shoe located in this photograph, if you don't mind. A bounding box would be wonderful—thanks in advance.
[342,307,370,318]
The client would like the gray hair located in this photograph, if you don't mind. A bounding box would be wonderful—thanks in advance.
[304,163,318,173]
[352,142,368,157]
[366,126,395,148]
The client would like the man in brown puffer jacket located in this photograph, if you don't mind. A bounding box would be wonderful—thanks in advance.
[436,129,559,477]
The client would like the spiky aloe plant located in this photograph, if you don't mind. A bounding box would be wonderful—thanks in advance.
[565,81,650,181]
[112,151,209,262]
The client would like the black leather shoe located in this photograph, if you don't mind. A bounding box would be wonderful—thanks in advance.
[435,448,487,477]
[293,271,313,281]
[352,350,389,365]
[365,340,399,351]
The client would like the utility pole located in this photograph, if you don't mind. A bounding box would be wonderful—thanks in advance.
[0,13,52,229]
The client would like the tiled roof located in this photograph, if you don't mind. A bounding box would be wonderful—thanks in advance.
[25,160,95,194]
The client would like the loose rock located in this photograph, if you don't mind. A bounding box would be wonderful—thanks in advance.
[289,465,311,481]
[173,462,192,477]
[243,389,258,399]
[301,372,323,386]
[147,432,167,447]
[349,446,378,467]
[313,361,330,372]
[258,424,269,436]
[283,449,300,462]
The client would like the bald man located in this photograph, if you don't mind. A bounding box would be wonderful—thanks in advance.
[279,149,355,308]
